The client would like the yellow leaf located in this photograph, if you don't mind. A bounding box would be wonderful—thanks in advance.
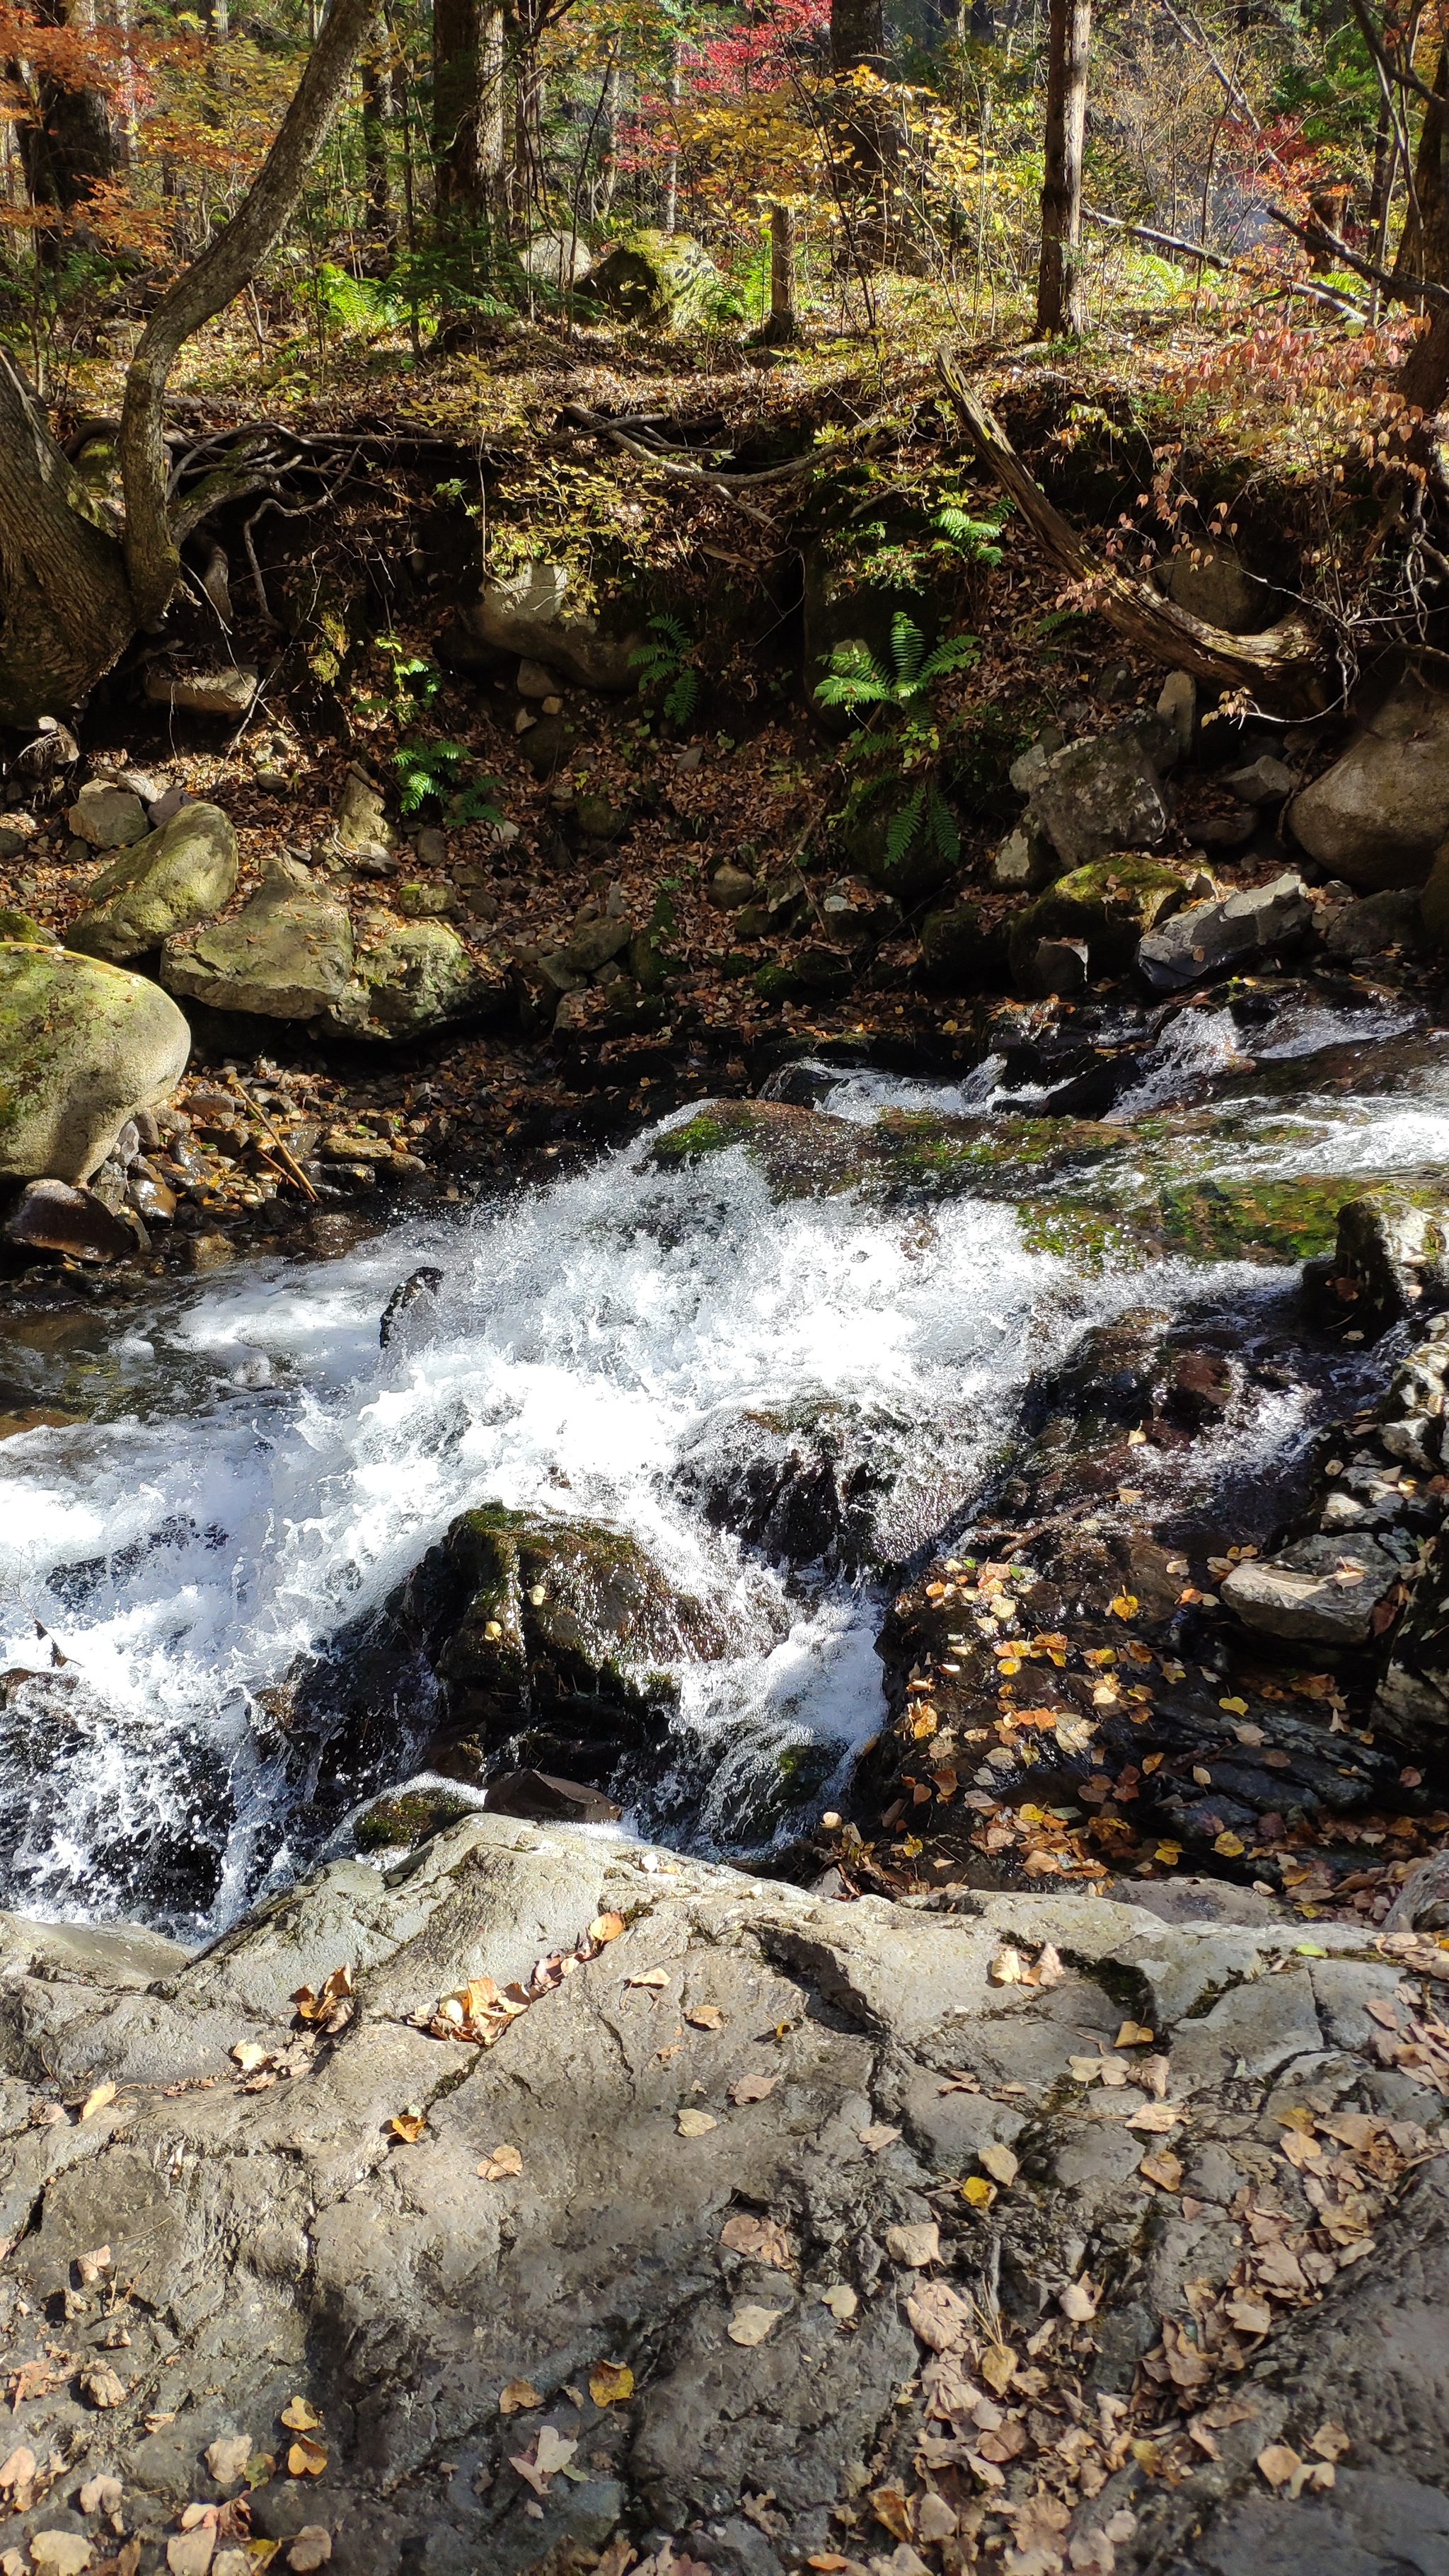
[684,2004,724,2029]
[587,1912,625,1944]
[79,2081,116,2122]
[988,1946,1023,1985]
[280,2399,321,2432]
[676,2108,717,2135]
[1213,1830,1246,1857]
[1218,1696,1248,1715]
[961,2175,996,2208]
[478,2144,523,2181]
[1109,1594,1138,1619]
[588,2361,635,2406]
[500,2380,543,2415]
[1155,1841,1182,1865]
[1115,2021,1154,2048]
[286,2438,327,2478]
[388,2107,427,2143]
[979,2342,1015,2396]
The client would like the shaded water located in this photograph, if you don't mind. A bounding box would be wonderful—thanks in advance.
[0,985,1442,1934]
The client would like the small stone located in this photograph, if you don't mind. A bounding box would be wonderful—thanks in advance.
[183,1232,236,1273]
[145,666,258,719]
[1027,935,1088,998]
[415,827,448,868]
[516,658,558,699]
[1157,669,1196,754]
[708,865,756,911]
[1221,753,1293,805]
[4,1178,134,1264]
[1137,872,1311,991]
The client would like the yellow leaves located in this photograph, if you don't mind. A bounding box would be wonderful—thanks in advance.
[290,1965,354,2031]
[280,2400,320,2433]
[587,2361,634,2406]
[431,1976,529,2047]
[78,2081,115,2123]
[286,2440,326,2480]
[1109,1593,1138,1619]
[961,2175,996,2210]
[499,2380,543,2415]
[1114,2021,1155,2048]
[729,2069,776,2104]
[478,2144,522,2181]
[684,2004,724,2031]
[1218,1696,1249,1716]
[908,1704,940,1738]
[676,2108,717,2136]
[587,1912,625,1944]
[1155,1841,1183,1866]
[388,2106,427,2144]
[720,2214,792,2267]
[1213,1830,1247,1858]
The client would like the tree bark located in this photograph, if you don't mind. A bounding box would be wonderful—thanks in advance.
[761,203,799,342]
[0,347,134,726]
[119,0,378,630]
[14,0,125,226]
[1037,0,1091,335]
[1395,45,1449,410]
[361,45,393,247]
[831,0,889,212]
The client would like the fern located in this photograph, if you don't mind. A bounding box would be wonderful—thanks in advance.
[932,500,1010,567]
[393,738,503,827]
[630,613,700,728]
[885,785,926,865]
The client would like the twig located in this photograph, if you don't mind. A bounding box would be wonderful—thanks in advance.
[1266,201,1449,316]
[1083,205,1366,316]
[226,1074,318,1201]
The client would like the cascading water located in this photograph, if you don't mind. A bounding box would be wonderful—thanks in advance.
[2,985,1447,1937]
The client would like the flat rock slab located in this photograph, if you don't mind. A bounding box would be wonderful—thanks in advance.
[67,803,237,964]
[162,861,353,1021]
[0,1822,1443,2576]
[1221,1532,1402,1645]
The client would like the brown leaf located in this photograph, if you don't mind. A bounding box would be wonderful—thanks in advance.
[81,2366,128,2410]
[388,2106,427,2144]
[1310,2421,1351,2461]
[287,2532,331,2573]
[1257,2444,1300,2488]
[988,1947,1024,1986]
[511,2427,578,2496]
[1059,2278,1099,2323]
[1225,2293,1273,2335]
[279,2399,321,2432]
[884,2222,940,2270]
[0,2447,35,2492]
[499,2381,543,2415]
[587,1912,625,1944]
[859,2123,901,2154]
[979,2343,1016,2397]
[1034,1942,1065,1988]
[205,2435,254,2487]
[74,2245,111,2286]
[978,2142,1019,2188]
[676,2108,717,2136]
[1139,2149,1184,2192]
[1126,2101,1182,2132]
[730,2070,777,2104]
[1114,2021,1154,2049]
[727,2304,785,2347]
[720,2213,792,2268]
[626,1968,671,1989]
[684,2004,724,2029]
[78,2476,122,2517]
[287,2440,327,2478]
[589,2360,635,2405]
[166,2534,214,2576]
[478,2144,523,2181]
[78,2081,116,2123]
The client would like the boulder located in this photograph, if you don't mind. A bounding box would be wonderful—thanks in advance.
[1022,934,1089,998]
[1420,840,1449,948]
[1157,669,1196,756]
[0,942,190,1182]
[708,865,755,911]
[3,1176,137,1261]
[1027,734,1170,868]
[1322,887,1426,959]
[483,1769,623,1823]
[523,227,591,288]
[586,227,731,329]
[67,781,149,850]
[1288,671,1449,887]
[1008,855,1188,985]
[66,802,238,964]
[1166,538,1274,632]
[161,860,354,1021]
[990,818,1056,891]
[562,916,633,976]
[325,916,508,1042]
[1221,753,1293,805]
[332,768,393,865]
[1136,871,1312,990]
[918,901,987,987]
[1320,1191,1449,1340]
[144,664,258,718]
[460,561,640,692]
[1220,1531,1402,1646]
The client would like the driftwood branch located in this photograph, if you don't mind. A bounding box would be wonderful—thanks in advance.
[1082,205,1366,316]
[935,348,1323,710]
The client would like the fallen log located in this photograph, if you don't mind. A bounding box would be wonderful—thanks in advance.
[935,347,1327,712]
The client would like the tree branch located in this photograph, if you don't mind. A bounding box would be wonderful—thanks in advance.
[1265,200,1449,313]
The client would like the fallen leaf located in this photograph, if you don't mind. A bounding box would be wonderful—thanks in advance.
[1214,1831,1247,1858]
[1225,2294,1273,2335]
[587,1913,625,1944]
[684,2004,724,2029]
[1068,2535,1115,2575]
[989,1947,1024,1986]
[720,2213,792,2267]
[1218,1696,1248,1716]
[884,2222,939,2270]
[859,2123,901,2154]
[511,2427,578,2497]
[961,2175,996,2209]
[1114,2021,1154,2049]
[206,2437,255,2488]
[1068,2055,1102,2084]
[1109,1594,1138,1619]
[388,2105,427,2144]
[626,1969,670,1989]
[676,2108,717,2136]
[78,2083,115,2123]
[478,2144,523,2181]
[1310,2421,1351,2461]
[1059,2280,1098,2323]
[231,2044,272,2074]
[499,2381,543,2415]
[915,2491,958,2544]
[1257,2444,1300,2488]
[978,2143,1018,2188]
[730,2071,776,2104]
[1034,1942,1065,1989]
[979,2342,1016,2396]
[286,2441,326,2478]
[1140,2148,1184,2192]
[74,2246,110,2286]
[287,2534,330,2573]
[31,2543,93,2576]
[81,2366,127,2410]
[588,2361,635,2406]
[77,2478,121,2517]
[279,2400,321,2432]
[819,2283,858,2324]
[727,2305,785,2347]
[0,2449,35,2493]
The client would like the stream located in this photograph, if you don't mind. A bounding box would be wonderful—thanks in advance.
[1,976,1445,1938]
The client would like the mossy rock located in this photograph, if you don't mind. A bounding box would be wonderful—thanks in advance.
[918,903,1010,991]
[752,962,797,1003]
[836,798,961,907]
[353,1786,475,1851]
[0,911,46,944]
[68,803,238,964]
[650,1098,1128,1204]
[0,940,190,1183]
[587,230,737,330]
[325,916,508,1042]
[1008,855,1188,984]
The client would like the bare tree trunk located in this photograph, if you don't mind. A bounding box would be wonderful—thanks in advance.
[361,46,393,248]
[1037,0,1090,335]
[831,0,889,224]
[761,202,799,341]
[0,347,134,724]
[119,0,378,630]
[16,0,125,227]
[660,45,679,232]
[434,0,485,220]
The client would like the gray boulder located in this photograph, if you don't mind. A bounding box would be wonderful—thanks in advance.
[144,664,258,718]
[523,229,590,289]
[1322,1191,1449,1340]
[1288,670,1449,888]
[990,817,1056,891]
[67,780,149,850]
[162,860,354,1020]
[0,941,189,1182]
[331,768,394,867]
[66,802,237,963]
[1028,732,1170,868]
[1322,887,1426,959]
[1220,1531,1402,1645]
[1137,871,1312,990]
[325,916,508,1042]
[459,561,640,692]
[1221,753,1293,805]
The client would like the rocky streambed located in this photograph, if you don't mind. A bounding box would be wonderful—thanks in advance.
[5,974,1449,2575]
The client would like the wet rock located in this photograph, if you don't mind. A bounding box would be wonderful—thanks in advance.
[1136,872,1312,990]
[144,665,258,719]
[483,1769,623,1823]
[66,802,238,964]
[1288,670,1449,888]
[1027,733,1170,869]
[181,1232,234,1272]
[379,1266,444,1348]
[352,1785,477,1851]
[1166,538,1272,632]
[1322,886,1426,959]
[3,1177,136,1262]
[1321,1191,1449,1340]
[460,560,639,692]
[1220,1532,1402,1647]
[0,943,190,1183]
[67,782,149,850]
[1197,804,1257,849]
[670,1399,903,1572]
[1009,856,1187,986]
[326,917,508,1044]
[918,901,1008,990]
[162,860,354,1021]
[587,227,729,328]
[1165,1347,1233,1424]
[1022,934,1088,998]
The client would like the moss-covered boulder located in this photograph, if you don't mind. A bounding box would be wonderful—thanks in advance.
[650,1097,1128,1203]
[67,802,237,964]
[325,916,508,1042]
[352,1785,475,1852]
[1008,856,1187,986]
[162,860,354,1021]
[587,229,734,330]
[0,941,190,1182]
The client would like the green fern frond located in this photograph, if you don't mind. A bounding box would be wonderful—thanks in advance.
[889,613,926,689]
[925,783,960,862]
[918,633,982,685]
[885,785,926,865]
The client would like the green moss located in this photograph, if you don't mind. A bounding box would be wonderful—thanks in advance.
[354,1787,474,1851]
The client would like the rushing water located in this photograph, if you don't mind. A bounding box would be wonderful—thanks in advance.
[1,984,1445,1935]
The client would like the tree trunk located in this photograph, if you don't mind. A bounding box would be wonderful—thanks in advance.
[761,203,799,342]
[1037,0,1091,335]
[119,0,378,630]
[15,0,124,225]
[361,45,393,246]
[434,0,480,219]
[0,347,134,726]
[1396,45,1449,411]
[660,44,679,232]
